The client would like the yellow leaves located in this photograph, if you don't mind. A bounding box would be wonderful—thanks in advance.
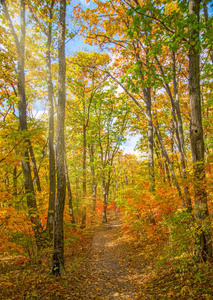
[202,295,212,300]
[180,285,194,296]
[164,1,179,15]
[103,20,114,36]
[0,275,13,286]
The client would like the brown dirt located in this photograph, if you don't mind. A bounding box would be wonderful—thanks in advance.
[68,216,146,300]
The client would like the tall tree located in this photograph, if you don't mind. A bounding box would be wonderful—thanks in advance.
[1,0,42,247]
[189,0,212,260]
[46,0,56,240]
[52,0,66,276]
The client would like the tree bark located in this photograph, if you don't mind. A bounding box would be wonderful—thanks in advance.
[65,155,75,224]
[46,0,56,240]
[81,102,87,229]
[136,52,155,193]
[29,141,42,192]
[189,0,212,261]
[83,102,87,195]
[102,179,108,223]
[89,143,97,212]
[53,0,66,276]
[171,51,192,213]
[143,87,155,192]
[13,166,17,196]
[154,124,186,209]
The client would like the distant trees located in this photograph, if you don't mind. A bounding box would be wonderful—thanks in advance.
[74,0,213,261]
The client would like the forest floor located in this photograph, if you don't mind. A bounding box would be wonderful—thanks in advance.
[1,214,213,299]
[69,215,145,300]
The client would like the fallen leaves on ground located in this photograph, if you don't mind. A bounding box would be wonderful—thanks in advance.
[0,215,213,299]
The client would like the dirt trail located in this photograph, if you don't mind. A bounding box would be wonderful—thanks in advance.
[69,216,143,300]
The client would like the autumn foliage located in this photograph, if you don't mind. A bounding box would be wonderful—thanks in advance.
[0,0,213,298]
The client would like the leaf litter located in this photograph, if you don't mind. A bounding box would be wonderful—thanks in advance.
[1,214,213,299]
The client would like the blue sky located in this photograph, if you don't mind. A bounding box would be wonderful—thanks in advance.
[65,0,101,55]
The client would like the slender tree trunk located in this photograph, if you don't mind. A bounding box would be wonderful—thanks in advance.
[143,88,155,192]
[13,166,17,196]
[81,102,87,229]
[89,144,97,212]
[136,53,155,193]
[46,0,56,240]
[53,0,66,276]
[154,140,167,182]
[171,51,187,160]
[143,87,156,224]
[80,206,87,229]
[171,51,192,213]
[189,0,212,261]
[92,184,97,211]
[5,172,9,191]
[154,125,186,209]
[102,180,108,223]
[65,155,75,224]
[103,170,111,223]
[83,102,87,195]
[113,164,118,200]
[29,141,41,192]
[156,54,192,212]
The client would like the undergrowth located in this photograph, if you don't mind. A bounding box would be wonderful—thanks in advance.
[120,211,213,300]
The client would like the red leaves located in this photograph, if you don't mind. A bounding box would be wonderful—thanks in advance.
[15,257,30,265]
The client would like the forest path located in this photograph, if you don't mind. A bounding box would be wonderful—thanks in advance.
[69,215,145,300]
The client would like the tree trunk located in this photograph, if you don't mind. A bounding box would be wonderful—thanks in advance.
[83,103,87,195]
[29,141,42,192]
[189,0,212,261]
[46,0,56,240]
[89,144,97,212]
[171,51,192,213]
[154,140,165,182]
[103,169,111,223]
[53,0,66,276]
[102,180,108,223]
[92,184,97,211]
[154,125,186,209]
[113,164,118,201]
[143,87,155,192]
[156,54,192,212]
[81,102,87,229]
[65,155,75,224]
[12,166,17,196]
[136,53,155,193]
